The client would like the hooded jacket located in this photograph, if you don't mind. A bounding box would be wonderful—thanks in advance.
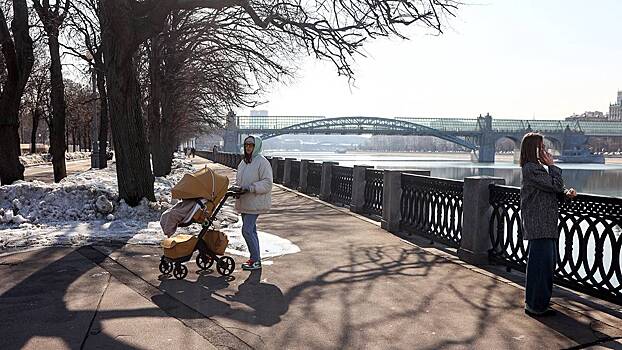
[235,136,273,214]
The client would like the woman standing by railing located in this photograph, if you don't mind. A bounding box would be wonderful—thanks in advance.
[519,132,577,317]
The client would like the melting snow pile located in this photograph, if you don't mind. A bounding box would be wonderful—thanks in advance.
[0,156,300,258]
[19,151,91,166]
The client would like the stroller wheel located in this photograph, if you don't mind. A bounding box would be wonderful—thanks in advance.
[159,260,173,274]
[196,254,213,270]
[216,256,235,276]
[173,264,188,280]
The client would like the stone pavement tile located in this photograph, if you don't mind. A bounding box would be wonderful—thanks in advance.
[0,248,109,350]
[80,246,252,350]
[82,274,218,350]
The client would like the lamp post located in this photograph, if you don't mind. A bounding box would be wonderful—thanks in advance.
[86,52,100,169]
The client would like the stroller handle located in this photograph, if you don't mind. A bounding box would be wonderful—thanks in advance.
[227,186,248,198]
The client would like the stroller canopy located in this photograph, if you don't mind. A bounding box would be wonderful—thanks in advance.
[172,167,229,202]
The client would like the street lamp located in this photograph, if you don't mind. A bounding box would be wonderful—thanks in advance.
[85,52,100,169]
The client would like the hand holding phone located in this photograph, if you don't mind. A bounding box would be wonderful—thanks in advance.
[539,148,554,166]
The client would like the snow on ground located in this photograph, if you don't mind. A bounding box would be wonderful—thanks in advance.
[0,155,300,259]
[19,151,92,166]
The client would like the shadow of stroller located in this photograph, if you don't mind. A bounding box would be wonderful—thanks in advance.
[153,268,288,327]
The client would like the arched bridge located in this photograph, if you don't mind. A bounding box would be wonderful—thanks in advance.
[220,115,622,162]
[259,117,478,150]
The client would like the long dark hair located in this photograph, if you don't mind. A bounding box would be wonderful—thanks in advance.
[519,132,543,167]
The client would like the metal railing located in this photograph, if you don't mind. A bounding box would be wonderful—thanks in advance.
[276,159,285,184]
[290,161,300,189]
[489,185,622,305]
[306,162,322,196]
[330,166,354,206]
[363,169,384,217]
[400,174,463,248]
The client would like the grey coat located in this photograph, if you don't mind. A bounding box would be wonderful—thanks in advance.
[520,162,565,240]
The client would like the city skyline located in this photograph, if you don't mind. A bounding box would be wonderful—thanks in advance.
[238,0,621,120]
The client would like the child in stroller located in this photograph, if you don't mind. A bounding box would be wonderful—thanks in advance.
[159,166,246,280]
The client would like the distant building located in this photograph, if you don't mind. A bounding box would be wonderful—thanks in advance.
[566,111,607,121]
[250,110,268,117]
[249,109,269,129]
[609,91,622,121]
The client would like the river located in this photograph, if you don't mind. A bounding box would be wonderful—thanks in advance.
[263,151,622,197]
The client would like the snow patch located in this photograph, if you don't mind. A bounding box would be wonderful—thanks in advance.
[19,151,91,166]
[1,155,300,259]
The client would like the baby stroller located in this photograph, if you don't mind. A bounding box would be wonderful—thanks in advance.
[159,166,245,280]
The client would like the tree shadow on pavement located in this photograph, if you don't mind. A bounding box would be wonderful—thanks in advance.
[0,246,144,349]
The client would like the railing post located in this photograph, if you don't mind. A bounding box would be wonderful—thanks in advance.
[381,170,401,233]
[351,165,373,214]
[458,176,506,265]
[283,158,296,187]
[320,161,338,201]
[299,159,311,193]
[271,157,282,183]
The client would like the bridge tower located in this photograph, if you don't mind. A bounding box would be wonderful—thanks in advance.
[476,114,496,163]
[223,111,240,153]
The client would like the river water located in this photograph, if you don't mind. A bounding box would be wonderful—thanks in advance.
[264,151,622,198]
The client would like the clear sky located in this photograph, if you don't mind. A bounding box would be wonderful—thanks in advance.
[238,0,622,120]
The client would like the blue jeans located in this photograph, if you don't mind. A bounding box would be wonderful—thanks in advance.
[525,238,557,313]
[241,213,260,262]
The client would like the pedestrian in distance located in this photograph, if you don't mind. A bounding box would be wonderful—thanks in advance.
[519,132,577,317]
[235,135,273,270]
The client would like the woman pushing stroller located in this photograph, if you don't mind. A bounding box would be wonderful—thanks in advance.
[236,135,273,271]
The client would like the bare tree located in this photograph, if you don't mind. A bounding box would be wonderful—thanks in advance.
[97,0,459,205]
[145,9,294,176]
[22,48,50,153]
[32,0,71,182]
[63,78,91,151]
[65,0,109,167]
[0,0,35,185]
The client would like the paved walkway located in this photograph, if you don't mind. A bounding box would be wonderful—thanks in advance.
[24,159,97,182]
[2,159,622,349]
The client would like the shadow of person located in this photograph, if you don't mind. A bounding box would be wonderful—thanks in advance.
[152,273,234,318]
[225,269,288,326]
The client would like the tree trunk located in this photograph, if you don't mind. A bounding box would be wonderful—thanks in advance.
[96,61,109,168]
[100,0,155,205]
[0,0,34,185]
[47,34,67,182]
[30,108,40,153]
[0,125,24,182]
[156,92,178,176]
[147,36,169,177]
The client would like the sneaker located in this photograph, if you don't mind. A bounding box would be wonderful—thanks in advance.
[241,259,262,270]
[524,307,557,317]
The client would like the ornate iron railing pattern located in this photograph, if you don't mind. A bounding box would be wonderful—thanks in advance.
[363,169,384,217]
[290,161,300,189]
[330,166,354,206]
[400,174,463,248]
[306,162,322,196]
[275,159,285,184]
[489,185,622,304]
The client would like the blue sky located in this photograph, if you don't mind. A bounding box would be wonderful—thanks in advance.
[239,0,622,119]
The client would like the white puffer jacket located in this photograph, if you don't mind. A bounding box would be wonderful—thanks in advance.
[235,136,273,214]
